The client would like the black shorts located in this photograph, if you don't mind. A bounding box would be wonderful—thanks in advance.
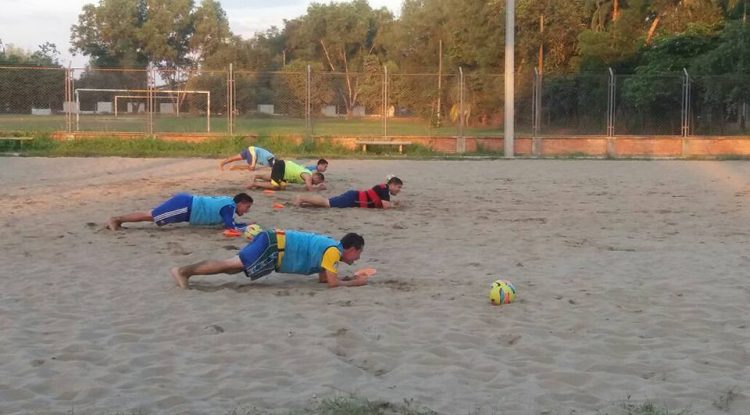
[270,159,286,187]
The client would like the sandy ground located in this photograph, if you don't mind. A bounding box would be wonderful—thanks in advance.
[0,157,749,415]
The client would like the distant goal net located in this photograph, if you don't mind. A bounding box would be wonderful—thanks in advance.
[73,88,211,131]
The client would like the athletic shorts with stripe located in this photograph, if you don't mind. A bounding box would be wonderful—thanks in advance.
[328,190,359,208]
[151,193,192,226]
[238,230,280,280]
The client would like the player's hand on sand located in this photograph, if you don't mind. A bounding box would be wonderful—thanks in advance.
[353,274,371,285]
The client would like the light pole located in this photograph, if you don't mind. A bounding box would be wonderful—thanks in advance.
[504,0,515,158]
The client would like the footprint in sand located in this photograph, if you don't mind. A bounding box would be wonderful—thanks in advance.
[382,279,415,292]
[167,241,192,256]
[204,325,224,334]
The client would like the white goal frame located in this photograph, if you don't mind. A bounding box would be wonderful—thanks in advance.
[74,88,211,132]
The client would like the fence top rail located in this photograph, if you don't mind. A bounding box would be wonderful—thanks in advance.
[69,67,150,73]
[232,70,486,77]
[3,65,747,79]
[74,88,210,94]
[0,65,65,71]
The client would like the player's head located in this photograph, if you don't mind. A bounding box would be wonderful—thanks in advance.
[312,172,325,184]
[386,176,403,195]
[316,158,329,173]
[340,233,364,264]
[233,193,254,215]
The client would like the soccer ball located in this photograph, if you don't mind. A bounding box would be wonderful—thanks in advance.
[242,224,263,241]
[489,279,517,305]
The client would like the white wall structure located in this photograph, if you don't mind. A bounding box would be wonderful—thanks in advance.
[159,102,176,114]
[31,108,52,115]
[96,102,113,114]
[321,105,337,117]
[258,104,274,115]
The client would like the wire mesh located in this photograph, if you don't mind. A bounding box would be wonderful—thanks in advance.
[0,66,66,132]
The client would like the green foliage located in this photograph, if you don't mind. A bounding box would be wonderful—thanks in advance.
[1,42,61,66]
[0,135,443,159]
[2,135,245,158]
[70,0,232,71]
[282,0,393,117]
[10,0,750,137]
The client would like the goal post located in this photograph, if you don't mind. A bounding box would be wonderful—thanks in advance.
[74,88,211,132]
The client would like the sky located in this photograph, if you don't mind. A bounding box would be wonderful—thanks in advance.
[0,0,403,67]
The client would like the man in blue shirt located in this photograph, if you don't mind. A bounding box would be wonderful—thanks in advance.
[107,193,253,231]
[219,146,276,171]
[304,158,329,173]
[169,231,370,289]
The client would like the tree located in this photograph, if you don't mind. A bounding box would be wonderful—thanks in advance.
[644,0,724,43]
[70,0,232,74]
[283,0,393,116]
[70,0,149,68]
[191,0,232,64]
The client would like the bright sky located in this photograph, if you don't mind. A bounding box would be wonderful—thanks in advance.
[0,0,403,67]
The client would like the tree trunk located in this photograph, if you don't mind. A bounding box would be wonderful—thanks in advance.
[613,0,620,21]
[646,15,661,44]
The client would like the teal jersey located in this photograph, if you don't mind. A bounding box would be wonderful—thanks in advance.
[189,196,235,225]
[278,231,342,275]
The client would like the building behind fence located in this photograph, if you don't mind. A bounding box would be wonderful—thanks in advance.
[1,65,748,140]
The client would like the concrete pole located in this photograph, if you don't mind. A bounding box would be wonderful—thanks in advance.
[504,0,515,158]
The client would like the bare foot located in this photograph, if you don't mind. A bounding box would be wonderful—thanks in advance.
[170,267,190,289]
[107,217,122,231]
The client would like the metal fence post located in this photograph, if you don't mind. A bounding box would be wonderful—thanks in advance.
[458,67,465,153]
[681,68,691,157]
[383,65,388,138]
[504,0,515,158]
[65,67,73,133]
[147,68,154,136]
[532,67,541,156]
[306,65,311,135]
[681,68,690,138]
[227,63,234,135]
[607,67,616,157]
[607,68,615,137]
[75,86,80,132]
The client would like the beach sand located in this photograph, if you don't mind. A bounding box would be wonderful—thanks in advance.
[0,157,748,414]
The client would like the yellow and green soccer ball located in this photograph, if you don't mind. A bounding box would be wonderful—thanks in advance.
[243,224,264,241]
[489,279,517,305]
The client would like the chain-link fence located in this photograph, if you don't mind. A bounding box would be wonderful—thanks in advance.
[691,75,750,135]
[0,66,66,132]
[1,65,748,139]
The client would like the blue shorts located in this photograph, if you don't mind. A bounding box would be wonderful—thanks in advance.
[238,231,280,280]
[328,190,359,208]
[151,193,192,226]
